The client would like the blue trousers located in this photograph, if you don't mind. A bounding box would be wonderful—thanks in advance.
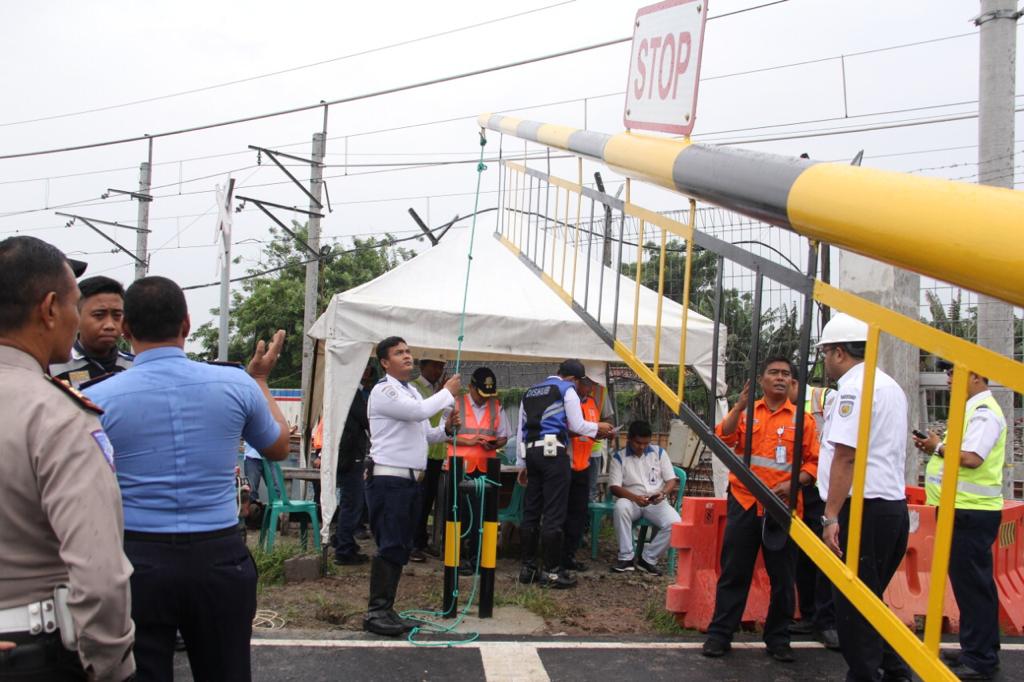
[365,473,422,566]
[949,508,1002,674]
[332,459,365,558]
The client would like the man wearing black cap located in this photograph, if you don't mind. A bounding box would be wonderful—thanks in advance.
[447,366,511,575]
[517,359,614,588]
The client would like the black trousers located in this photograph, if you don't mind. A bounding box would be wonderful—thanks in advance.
[125,528,257,682]
[413,458,444,550]
[0,631,85,681]
[834,498,910,682]
[796,483,836,630]
[521,448,571,536]
[365,473,422,567]
[949,508,1002,674]
[706,493,796,647]
[562,467,590,564]
[522,447,572,571]
[332,459,366,558]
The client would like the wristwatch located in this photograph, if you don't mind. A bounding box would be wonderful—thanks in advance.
[820,516,838,528]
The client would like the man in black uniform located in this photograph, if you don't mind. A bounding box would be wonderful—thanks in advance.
[516,359,612,588]
[50,276,133,386]
[314,363,376,565]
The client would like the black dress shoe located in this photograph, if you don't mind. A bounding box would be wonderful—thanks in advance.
[518,564,538,584]
[941,649,962,666]
[334,552,369,565]
[538,569,576,589]
[955,663,994,680]
[363,613,405,637]
[701,638,730,658]
[815,628,840,650]
[387,610,418,633]
[788,619,814,635]
[766,644,795,663]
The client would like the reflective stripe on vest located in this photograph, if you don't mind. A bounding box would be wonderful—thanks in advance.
[924,474,1002,499]
[749,455,792,472]
[924,393,1005,510]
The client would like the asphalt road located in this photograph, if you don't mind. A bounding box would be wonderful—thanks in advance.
[170,634,1024,681]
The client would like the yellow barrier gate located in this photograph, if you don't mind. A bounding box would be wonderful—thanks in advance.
[482,116,1024,681]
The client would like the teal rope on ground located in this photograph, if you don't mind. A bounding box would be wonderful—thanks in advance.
[400,130,490,647]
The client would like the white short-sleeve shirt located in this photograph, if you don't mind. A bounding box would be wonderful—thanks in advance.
[608,444,678,497]
[817,362,908,501]
[958,390,1006,460]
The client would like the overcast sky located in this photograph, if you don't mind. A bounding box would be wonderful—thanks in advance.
[1,0,1020,352]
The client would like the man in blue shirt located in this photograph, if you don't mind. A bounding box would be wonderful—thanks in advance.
[86,276,291,682]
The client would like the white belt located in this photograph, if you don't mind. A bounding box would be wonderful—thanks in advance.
[526,440,565,449]
[0,599,58,635]
[374,464,425,482]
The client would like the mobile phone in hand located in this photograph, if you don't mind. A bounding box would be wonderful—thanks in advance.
[911,429,927,439]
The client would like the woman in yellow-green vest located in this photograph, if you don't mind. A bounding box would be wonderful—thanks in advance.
[913,363,1007,681]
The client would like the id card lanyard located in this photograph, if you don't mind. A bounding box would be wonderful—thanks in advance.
[774,427,787,464]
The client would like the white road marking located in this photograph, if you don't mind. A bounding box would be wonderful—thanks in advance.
[251,639,1024,652]
[478,642,550,682]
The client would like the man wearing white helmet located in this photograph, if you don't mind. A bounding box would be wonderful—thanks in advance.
[816,313,911,682]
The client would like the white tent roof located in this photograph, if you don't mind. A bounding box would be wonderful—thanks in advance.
[307,226,725,537]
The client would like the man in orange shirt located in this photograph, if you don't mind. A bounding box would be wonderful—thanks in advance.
[702,356,819,663]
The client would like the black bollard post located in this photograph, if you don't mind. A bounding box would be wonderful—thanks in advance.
[478,457,500,618]
[442,456,463,617]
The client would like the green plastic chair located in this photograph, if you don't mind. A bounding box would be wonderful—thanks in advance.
[589,465,687,575]
[259,459,322,552]
[498,481,525,526]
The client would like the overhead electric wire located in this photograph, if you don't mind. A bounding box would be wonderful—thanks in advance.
[0,0,789,161]
[0,21,993,183]
[0,1,578,129]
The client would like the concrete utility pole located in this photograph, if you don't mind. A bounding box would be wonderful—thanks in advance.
[134,137,153,280]
[217,178,236,362]
[976,0,1019,496]
[299,130,326,468]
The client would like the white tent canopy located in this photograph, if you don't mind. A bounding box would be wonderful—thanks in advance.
[308,227,726,538]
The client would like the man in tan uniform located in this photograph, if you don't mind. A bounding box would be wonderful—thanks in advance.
[0,236,135,681]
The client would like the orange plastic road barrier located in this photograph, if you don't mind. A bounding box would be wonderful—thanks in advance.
[665,497,771,631]
[665,490,1024,636]
[994,500,1024,635]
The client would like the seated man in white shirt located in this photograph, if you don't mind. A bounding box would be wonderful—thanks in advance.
[608,420,681,576]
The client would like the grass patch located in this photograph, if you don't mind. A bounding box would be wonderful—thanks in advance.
[644,598,685,635]
[494,584,564,620]
[252,541,314,591]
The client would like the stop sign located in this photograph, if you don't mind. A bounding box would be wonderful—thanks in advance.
[623,0,709,136]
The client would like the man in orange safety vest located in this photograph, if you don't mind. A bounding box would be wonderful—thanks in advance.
[447,367,511,575]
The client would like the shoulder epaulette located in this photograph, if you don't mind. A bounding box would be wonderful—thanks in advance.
[207,360,245,369]
[44,374,104,415]
[975,404,990,411]
[79,373,116,390]
[376,377,387,385]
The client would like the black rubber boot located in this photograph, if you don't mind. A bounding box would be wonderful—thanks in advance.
[363,557,405,637]
[381,557,417,632]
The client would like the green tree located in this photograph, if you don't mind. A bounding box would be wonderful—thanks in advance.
[189,222,415,386]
